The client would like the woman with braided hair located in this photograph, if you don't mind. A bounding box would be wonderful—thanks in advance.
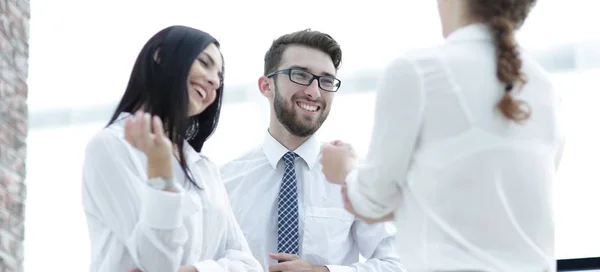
[321,0,564,271]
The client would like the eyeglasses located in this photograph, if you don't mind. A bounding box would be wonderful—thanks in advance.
[266,68,342,92]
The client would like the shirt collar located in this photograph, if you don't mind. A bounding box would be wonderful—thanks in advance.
[262,130,321,171]
[446,23,493,44]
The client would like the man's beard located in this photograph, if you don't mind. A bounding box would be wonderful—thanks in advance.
[273,86,329,137]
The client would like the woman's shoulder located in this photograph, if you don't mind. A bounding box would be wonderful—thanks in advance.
[382,45,445,73]
[84,120,130,157]
[196,152,215,165]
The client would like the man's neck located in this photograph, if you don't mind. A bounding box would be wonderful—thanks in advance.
[268,123,311,151]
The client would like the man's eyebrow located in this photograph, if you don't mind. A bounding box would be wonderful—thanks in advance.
[289,65,335,77]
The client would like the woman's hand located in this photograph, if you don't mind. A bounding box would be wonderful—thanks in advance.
[320,140,358,185]
[125,110,173,161]
[125,110,173,179]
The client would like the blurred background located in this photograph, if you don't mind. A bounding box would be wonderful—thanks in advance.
[0,0,598,271]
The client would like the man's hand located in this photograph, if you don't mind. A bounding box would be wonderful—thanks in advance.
[341,184,394,224]
[268,253,329,272]
[178,266,197,272]
[128,265,197,272]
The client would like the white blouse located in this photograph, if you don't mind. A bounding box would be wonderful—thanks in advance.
[345,24,565,272]
[81,113,263,272]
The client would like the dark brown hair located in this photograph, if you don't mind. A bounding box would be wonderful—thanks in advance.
[468,0,537,123]
[264,29,342,75]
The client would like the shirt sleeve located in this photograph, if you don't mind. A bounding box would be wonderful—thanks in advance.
[81,129,188,272]
[554,94,566,171]
[345,57,426,218]
[326,221,405,272]
[192,164,263,272]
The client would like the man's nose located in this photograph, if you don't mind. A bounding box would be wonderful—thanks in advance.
[304,80,321,99]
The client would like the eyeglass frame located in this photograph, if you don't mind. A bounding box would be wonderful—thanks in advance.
[266,67,342,92]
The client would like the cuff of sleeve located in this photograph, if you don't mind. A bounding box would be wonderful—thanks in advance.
[193,260,221,271]
[345,169,390,218]
[325,265,356,272]
[139,184,185,229]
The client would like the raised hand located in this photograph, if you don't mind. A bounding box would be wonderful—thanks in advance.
[125,110,173,162]
[320,140,358,185]
[125,110,174,180]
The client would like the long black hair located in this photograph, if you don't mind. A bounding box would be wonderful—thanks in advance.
[107,25,224,188]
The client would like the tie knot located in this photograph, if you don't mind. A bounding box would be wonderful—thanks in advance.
[282,152,297,166]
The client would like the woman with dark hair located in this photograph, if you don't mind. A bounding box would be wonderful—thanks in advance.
[81,25,262,272]
[321,0,564,271]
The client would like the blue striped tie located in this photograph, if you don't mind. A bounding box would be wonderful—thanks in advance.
[277,152,299,256]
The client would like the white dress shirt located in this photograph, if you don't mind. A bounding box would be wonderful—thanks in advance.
[345,23,565,272]
[220,132,405,272]
[81,113,263,272]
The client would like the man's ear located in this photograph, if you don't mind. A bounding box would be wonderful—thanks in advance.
[258,76,274,98]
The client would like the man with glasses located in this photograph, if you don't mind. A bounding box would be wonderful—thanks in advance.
[220,29,404,272]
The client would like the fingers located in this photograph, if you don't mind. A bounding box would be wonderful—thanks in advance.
[125,110,144,148]
[178,265,197,272]
[268,253,301,272]
[268,262,285,272]
[139,111,152,146]
[331,140,343,145]
[327,140,345,148]
[328,140,354,151]
[133,110,145,143]
[125,115,135,144]
[268,252,299,262]
[268,260,296,272]
[125,110,159,150]
[152,115,165,144]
